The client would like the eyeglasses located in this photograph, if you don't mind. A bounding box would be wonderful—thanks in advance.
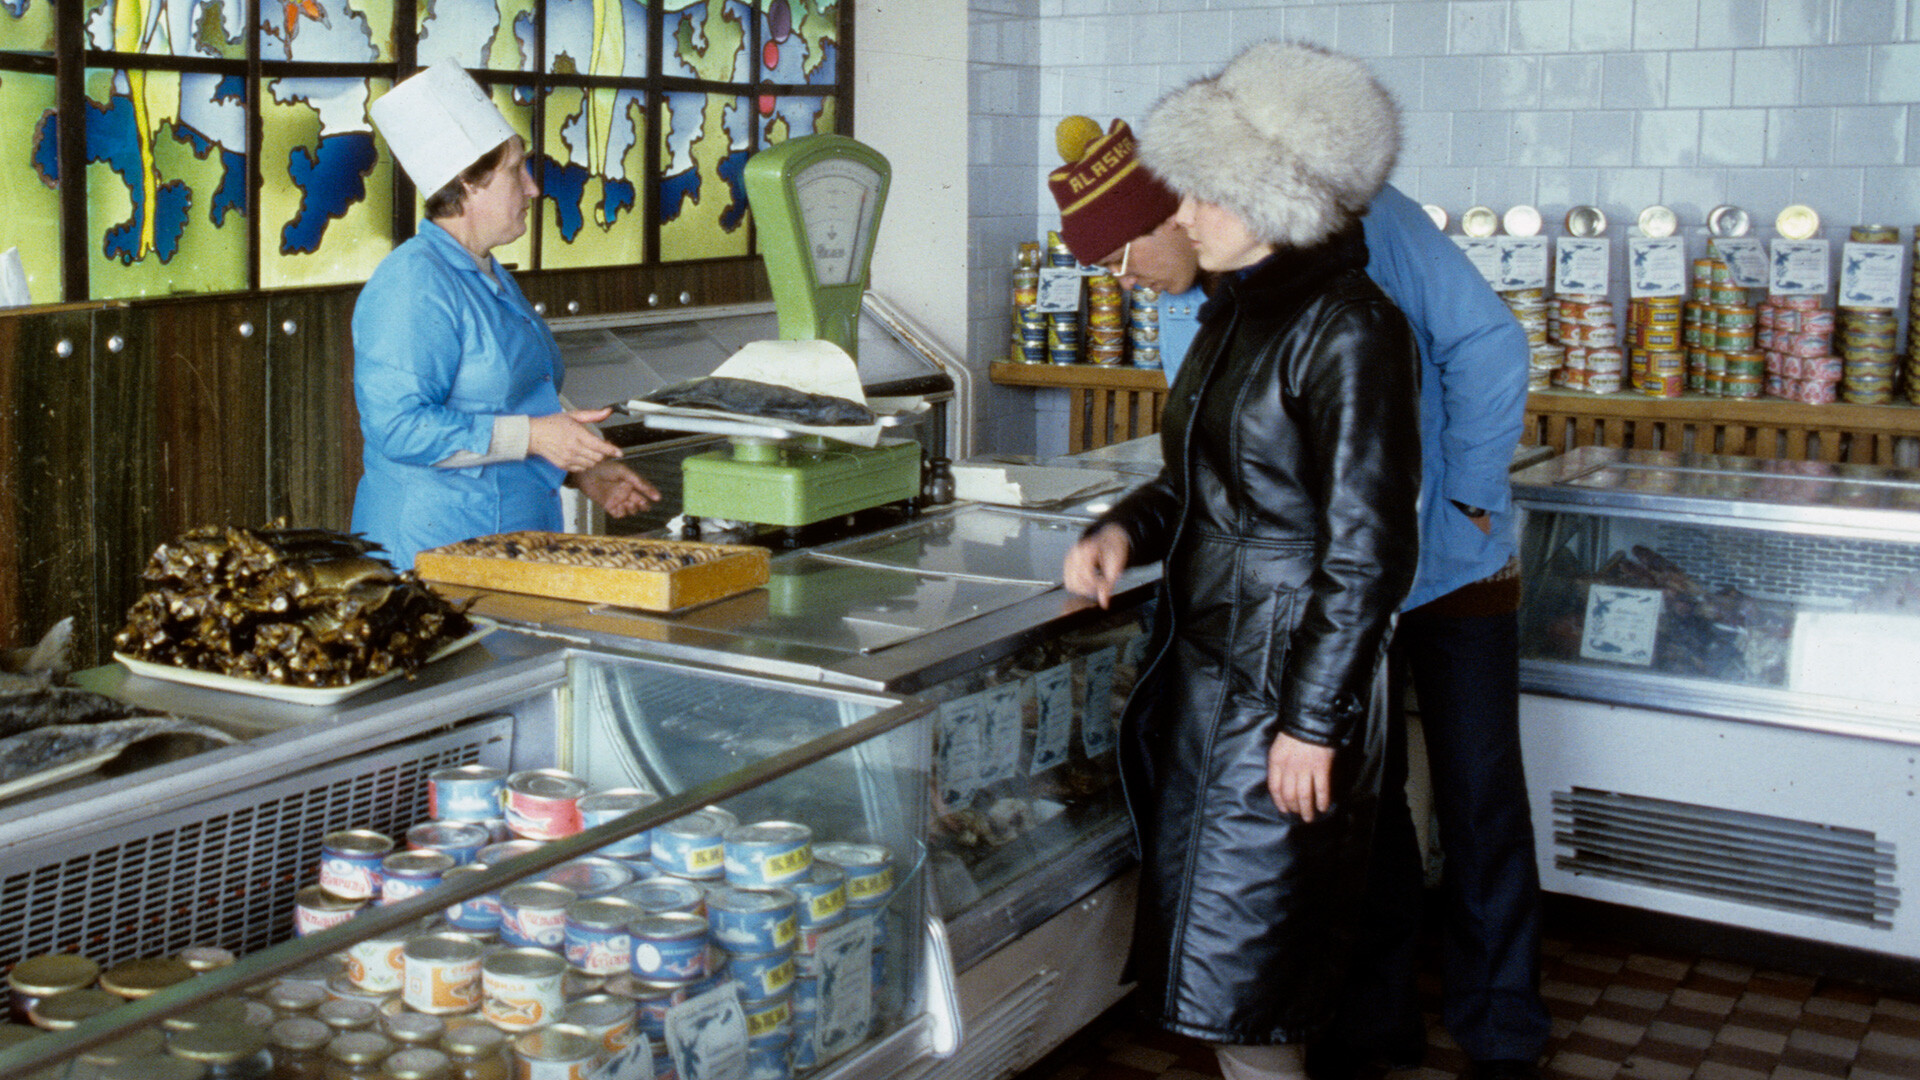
[1100,241,1131,278]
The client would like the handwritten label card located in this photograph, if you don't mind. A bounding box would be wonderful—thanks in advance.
[936,693,986,806]
[1030,663,1075,775]
[1555,238,1611,295]
[1579,585,1664,667]
[1081,646,1117,758]
[1627,237,1687,297]
[1769,240,1830,295]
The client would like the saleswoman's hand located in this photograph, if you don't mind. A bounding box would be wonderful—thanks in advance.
[1063,523,1131,608]
[530,408,624,472]
[1268,732,1335,822]
[575,460,661,517]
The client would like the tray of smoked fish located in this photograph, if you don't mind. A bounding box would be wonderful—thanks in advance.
[415,532,770,614]
[114,620,499,707]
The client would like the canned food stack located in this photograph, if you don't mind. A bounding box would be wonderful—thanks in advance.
[1684,257,1765,399]
[1498,288,1557,391]
[1909,229,1920,404]
[1129,286,1162,370]
[1759,295,1841,404]
[1839,225,1901,404]
[1010,242,1043,365]
[1084,273,1126,366]
[1626,296,1688,398]
[1550,295,1621,394]
[1045,232,1081,365]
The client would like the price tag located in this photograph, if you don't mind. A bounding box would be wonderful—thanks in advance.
[935,693,986,806]
[1839,242,1903,308]
[1453,236,1501,285]
[1768,240,1830,295]
[1554,238,1610,295]
[1030,663,1075,774]
[1709,237,1769,288]
[664,983,748,1080]
[1035,267,1082,312]
[811,916,877,1060]
[1627,237,1687,297]
[1495,236,1550,290]
[980,681,1024,785]
[1579,585,1663,667]
[1081,646,1117,758]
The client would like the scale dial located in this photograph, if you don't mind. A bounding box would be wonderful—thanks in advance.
[794,157,884,286]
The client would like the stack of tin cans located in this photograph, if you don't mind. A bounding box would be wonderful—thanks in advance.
[1759,295,1841,404]
[1626,295,1688,398]
[1909,228,1920,404]
[1680,256,1764,399]
[1839,225,1901,404]
[1547,294,1622,394]
[1499,288,1557,391]
[1084,274,1125,366]
[1045,233,1081,365]
[1010,242,1044,364]
[1129,286,1162,369]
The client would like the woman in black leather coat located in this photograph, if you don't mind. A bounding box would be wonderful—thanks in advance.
[1063,42,1422,1080]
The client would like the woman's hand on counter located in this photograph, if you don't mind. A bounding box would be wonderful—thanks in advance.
[1267,732,1335,822]
[1064,523,1131,608]
[574,459,661,517]
[530,408,624,472]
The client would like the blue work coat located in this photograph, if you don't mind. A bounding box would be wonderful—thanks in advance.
[351,220,567,569]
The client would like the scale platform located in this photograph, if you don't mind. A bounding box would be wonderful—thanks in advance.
[682,436,921,528]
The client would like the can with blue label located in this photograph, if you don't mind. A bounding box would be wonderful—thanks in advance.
[708,886,798,953]
[794,913,846,976]
[651,809,733,880]
[628,912,710,981]
[539,857,635,899]
[745,1035,793,1080]
[577,788,660,860]
[723,822,813,887]
[615,878,706,918]
[788,864,847,928]
[743,992,793,1045]
[477,839,544,867]
[499,882,577,950]
[813,843,894,908]
[429,765,505,822]
[318,830,393,900]
[441,865,502,932]
[612,975,698,1038]
[789,974,820,1071]
[379,850,455,906]
[405,821,489,866]
[565,897,642,977]
[727,949,796,1000]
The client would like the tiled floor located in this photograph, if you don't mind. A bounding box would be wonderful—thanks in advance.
[1016,912,1920,1080]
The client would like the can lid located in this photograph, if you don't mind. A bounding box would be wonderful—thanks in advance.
[1565,206,1608,237]
[167,1021,268,1064]
[326,1030,396,1064]
[1706,204,1751,237]
[98,957,195,998]
[269,1016,333,1052]
[177,945,235,972]
[1637,205,1678,238]
[317,996,383,1030]
[1776,204,1821,240]
[7,953,101,995]
[1422,204,1449,231]
[1503,205,1543,237]
[386,1047,454,1080]
[1460,206,1499,238]
[516,1027,599,1062]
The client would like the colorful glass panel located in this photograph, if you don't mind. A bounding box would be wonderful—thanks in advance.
[659,91,750,262]
[259,76,392,289]
[83,0,244,58]
[85,68,247,299]
[545,0,650,77]
[0,71,59,302]
[258,0,395,63]
[758,0,838,86]
[0,0,54,53]
[758,92,831,146]
[539,83,645,269]
[419,0,538,71]
[663,0,749,83]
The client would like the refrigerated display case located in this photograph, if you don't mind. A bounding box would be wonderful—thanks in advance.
[1512,446,1920,958]
[0,635,956,1080]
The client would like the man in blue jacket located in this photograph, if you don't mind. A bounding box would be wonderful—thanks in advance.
[1047,118,1549,1080]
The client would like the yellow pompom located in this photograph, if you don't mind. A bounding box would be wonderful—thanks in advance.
[1055,116,1104,164]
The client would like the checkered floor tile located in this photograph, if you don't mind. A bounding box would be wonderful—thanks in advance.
[1017,931,1920,1080]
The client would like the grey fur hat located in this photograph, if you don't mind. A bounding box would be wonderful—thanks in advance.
[1141,41,1399,250]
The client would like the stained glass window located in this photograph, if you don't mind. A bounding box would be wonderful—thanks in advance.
[0,0,848,303]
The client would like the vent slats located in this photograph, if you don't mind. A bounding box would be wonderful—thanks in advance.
[0,719,512,1012]
[1551,786,1897,928]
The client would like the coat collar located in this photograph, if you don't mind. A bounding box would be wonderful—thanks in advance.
[1199,222,1371,324]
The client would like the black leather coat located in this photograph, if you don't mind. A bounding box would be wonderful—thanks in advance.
[1099,225,1421,1044]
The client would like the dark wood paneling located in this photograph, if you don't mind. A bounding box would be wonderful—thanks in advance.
[267,289,361,531]
[0,308,102,657]
[518,259,770,319]
[141,296,273,536]
[90,303,157,660]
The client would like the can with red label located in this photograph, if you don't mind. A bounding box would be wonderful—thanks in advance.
[505,770,588,841]
[407,820,490,866]
[482,947,567,1032]
[319,830,393,900]
[293,885,365,937]
[381,850,456,905]
[500,882,578,950]
[402,933,484,1015]
[565,897,643,976]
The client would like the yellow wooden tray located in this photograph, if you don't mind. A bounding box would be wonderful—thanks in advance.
[416,533,769,613]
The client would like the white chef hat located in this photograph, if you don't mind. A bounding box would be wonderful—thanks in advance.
[369,59,518,197]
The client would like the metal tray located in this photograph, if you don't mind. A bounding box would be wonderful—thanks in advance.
[113,619,498,707]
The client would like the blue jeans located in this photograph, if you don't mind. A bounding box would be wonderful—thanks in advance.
[1327,605,1550,1063]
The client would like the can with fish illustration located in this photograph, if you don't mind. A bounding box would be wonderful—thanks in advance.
[482,947,567,1032]
[724,821,814,886]
[628,911,711,981]
[499,882,577,950]
[319,830,393,900]
[565,897,643,976]
[708,886,799,953]
[401,933,484,1015]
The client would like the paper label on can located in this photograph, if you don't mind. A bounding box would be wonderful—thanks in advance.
[346,939,406,992]
[1034,268,1082,313]
[502,906,569,949]
[1081,646,1117,758]
[1711,238,1769,288]
[318,855,380,899]
[665,983,748,1080]
[591,1034,655,1080]
[846,867,895,904]
[404,956,481,1012]
[1579,586,1663,666]
[483,968,565,1031]
[1029,664,1074,775]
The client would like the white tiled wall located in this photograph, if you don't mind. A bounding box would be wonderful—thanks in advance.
[961,0,1920,456]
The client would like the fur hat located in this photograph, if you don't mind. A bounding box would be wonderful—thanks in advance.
[1047,117,1182,265]
[1141,41,1399,250]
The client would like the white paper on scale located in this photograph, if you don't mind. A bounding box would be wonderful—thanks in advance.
[1452,237,1501,286]
[1710,238,1769,288]
[665,983,748,1080]
[1081,646,1117,758]
[1839,243,1903,308]
[1554,238,1610,295]
[1627,237,1688,298]
[812,916,877,1061]
[1495,237,1550,291]
[1035,267,1083,313]
[1579,585,1663,667]
[936,693,987,806]
[1769,240,1830,295]
[1029,663,1075,775]
[980,681,1025,786]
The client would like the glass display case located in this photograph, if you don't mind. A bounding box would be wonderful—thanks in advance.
[1512,447,1920,959]
[0,638,952,1080]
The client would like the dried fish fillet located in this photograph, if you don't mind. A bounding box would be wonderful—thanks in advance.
[643,376,876,425]
[0,716,237,787]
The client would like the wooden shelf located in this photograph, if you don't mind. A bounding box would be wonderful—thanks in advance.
[1525,388,1920,464]
[990,362,1171,452]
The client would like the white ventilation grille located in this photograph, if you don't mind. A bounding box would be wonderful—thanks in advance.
[1552,787,1897,927]
[0,716,513,1011]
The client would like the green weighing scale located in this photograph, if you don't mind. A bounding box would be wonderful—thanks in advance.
[680,134,924,530]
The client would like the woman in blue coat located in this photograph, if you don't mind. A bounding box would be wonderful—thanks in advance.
[353,61,656,568]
